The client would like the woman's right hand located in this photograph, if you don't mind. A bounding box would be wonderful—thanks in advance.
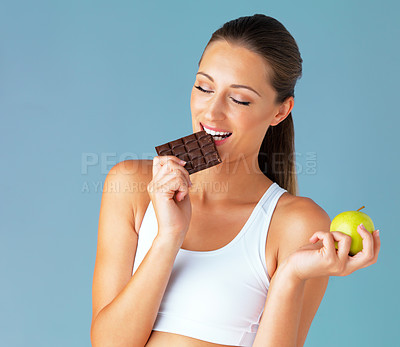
[147,155,193,244]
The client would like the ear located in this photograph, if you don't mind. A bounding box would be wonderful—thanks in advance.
[270,96,294,126]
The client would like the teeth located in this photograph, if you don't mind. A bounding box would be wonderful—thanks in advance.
[202,125,231,136]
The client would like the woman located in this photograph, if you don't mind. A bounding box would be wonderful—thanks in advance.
[91,14,380,347]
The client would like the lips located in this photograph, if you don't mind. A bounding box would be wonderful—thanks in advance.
[200,122,233,146]
[200,122,232,135]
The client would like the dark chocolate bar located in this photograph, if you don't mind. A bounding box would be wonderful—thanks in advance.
[155,130,222,174]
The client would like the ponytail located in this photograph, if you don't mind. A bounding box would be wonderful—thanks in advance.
[258,112,298,196]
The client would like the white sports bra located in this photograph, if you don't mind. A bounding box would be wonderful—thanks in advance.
[132,182,287,346]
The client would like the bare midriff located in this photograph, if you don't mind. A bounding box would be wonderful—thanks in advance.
[145,330,233,347]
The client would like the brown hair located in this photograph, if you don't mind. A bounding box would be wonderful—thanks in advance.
[198,14,303,196]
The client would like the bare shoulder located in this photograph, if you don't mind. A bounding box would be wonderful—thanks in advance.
[277,194,331,229]
[105,159,153,233]
[107,159,153,181]
[275,193,331,266]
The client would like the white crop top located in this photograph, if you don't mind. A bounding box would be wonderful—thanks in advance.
[132,182,287,346]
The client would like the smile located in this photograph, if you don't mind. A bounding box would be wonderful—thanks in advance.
[201,123,233,141]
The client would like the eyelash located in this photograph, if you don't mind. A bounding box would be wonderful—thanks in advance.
[194,85,251,106]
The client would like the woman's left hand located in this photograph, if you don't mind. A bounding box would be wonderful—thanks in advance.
[286,224,381,281]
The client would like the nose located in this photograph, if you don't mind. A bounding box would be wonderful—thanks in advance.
[203,93,227,122]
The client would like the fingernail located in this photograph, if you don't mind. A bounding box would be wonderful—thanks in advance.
[375,230,380,237]
[359,223,365,229]
[180,160,187,165]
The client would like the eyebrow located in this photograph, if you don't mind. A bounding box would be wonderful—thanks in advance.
[196,72,261,98]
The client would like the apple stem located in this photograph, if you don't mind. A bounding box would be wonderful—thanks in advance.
[356,206,365,212]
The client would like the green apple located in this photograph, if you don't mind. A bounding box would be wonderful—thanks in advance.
[330,206,375,256]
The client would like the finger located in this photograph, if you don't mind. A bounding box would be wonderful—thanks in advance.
[309,231,336,258]
[347,225,376,270]
[373,230,381,262]
[356,224,375,260]
[157,170,189,190]
[153,157,190,185]
[153,155,186,177]
[172,175,190,201]
[152,156,162,177]
[153,155,183,178]
[330,231,352,260]
[147,170,175,196]
[156,172,190,200]
[175,189,188,202]
[153,159,178,181]
[367,229,381,264]
[353,229,381,270]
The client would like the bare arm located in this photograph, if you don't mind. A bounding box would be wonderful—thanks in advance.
[91,236,182,346]
[253,198,331,347]
[253,260,307,346]
[90,160,183,347]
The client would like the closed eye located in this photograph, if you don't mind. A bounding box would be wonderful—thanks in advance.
[230,97,250,106]
[194,85,213,93]
[195,85,251,106]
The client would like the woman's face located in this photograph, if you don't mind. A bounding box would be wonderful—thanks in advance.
[190,40,291,164]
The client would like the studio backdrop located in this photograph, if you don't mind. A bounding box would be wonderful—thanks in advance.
[0,1,398,346]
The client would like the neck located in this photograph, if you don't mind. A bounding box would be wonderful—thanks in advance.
[189,152,272,204]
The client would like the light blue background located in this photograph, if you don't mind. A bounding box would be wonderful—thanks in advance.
[1,0,398,346]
